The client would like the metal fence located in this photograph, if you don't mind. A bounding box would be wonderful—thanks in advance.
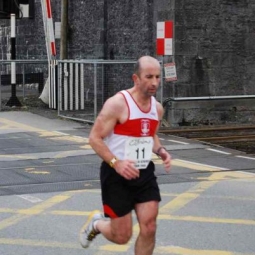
[57,60,164,123]
[0,60,48,111]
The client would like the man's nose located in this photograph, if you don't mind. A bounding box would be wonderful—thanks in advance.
[152,76,159,85]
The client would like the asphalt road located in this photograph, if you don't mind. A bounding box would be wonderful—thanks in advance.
[0,111,255,255]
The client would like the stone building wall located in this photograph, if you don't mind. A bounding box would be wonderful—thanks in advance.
[0,0,254,125]
[170,0,255,125]
[174,0,255,98]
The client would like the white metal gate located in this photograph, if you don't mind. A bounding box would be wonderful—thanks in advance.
[57,59,163,123]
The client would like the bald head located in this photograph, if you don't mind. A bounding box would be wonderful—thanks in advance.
[134,56,160,77]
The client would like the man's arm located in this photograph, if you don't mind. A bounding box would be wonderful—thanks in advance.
[89,94,140,179]
[89,96,120,164]
[152,102,171,172]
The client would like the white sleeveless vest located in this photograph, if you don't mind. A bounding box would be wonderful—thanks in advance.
[105,90,159,160]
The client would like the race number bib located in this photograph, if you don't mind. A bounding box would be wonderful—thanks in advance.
[124,137,153,169]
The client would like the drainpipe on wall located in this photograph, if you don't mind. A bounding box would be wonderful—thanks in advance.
[102,0,108,102]
[60,0,68,60]
[103,0,108,60]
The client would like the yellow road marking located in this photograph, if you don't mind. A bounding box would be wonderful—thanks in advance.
[0,208,254,226]
[0,119,90,157]
[0,154,37,159]
[0,118,43,132]
[43,160,55,163]
[0,238,253,255]
[152,155,227,172]
[51,210,89,216]
[0,118,254,255]
[80,144,92,149]
[0,193,73,230]
[158,215,255,225]
[172,159,224,171]
[159,170,255,216]
[54,150,89,158]
[0,150,92,160]
[0,214,31,231]
[0,238,79,249]
[0,124,14,130]
[37,131,63,137]
[155,246,252,255]
[160,172,224,214]
[124,172,226,254]
[99,244,129,252]
[25,167,50,174]
[49,135,88,143]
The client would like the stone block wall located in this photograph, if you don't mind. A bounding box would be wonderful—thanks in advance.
[173,0,255,99]
[166,0,255,125]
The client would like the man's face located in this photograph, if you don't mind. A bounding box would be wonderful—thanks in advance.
[135,64,161,97]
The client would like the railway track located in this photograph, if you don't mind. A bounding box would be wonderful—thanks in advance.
[159,125,255,154]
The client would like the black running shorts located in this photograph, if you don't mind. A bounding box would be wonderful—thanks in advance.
[100,161,161,218]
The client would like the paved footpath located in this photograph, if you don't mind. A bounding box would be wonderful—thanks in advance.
[0,111,255,255]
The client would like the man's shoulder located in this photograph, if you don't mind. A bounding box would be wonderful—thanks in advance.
[109,92,126,103]
[103,92,126,110]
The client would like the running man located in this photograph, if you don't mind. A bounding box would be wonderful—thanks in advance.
[79,55,171,255]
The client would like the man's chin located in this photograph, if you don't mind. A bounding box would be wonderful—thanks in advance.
[148,90,157,96]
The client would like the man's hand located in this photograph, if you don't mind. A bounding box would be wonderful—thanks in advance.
[158,149,171,173]
[114,159,140,180]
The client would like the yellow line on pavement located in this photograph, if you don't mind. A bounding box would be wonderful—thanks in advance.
[225,171,255,179]
[0,208,14,213]
[172,159,225,171]
[0,193,74,230]
[0,124,13,130]
[18,195,71,215]
[0,118,43,132]
[50,210,89,216]
[99,244,130,252]
[0,154,37,159]
[1,208,254,226]
[0,238,252,255]
[0,118,89,146]
[0,237,130,252]
[159,172,224,214]
[0,214,31,231]
[158,215,255,225]
[0,150,92,160]
[160,192,255,201]
[37,131,63,137]
[49,135,88,143]
[155,246,252,255]
[0,238,79,249]
[127,173,224,255]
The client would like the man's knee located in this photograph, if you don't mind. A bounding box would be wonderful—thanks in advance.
[110,213,133,244]
[140,220,157,237]
[112,229,132,244]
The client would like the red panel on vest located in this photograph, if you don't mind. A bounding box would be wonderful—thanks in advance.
[114,119,158,137]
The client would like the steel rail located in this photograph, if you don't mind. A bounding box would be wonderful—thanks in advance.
[159,125,255,133]
[194,135,255,141]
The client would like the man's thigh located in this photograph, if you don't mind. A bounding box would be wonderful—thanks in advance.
[111,212,133,237]
[135,200,159,225]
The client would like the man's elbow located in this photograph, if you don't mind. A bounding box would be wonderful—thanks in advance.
[89,134,102,149]
[88,134,95,147]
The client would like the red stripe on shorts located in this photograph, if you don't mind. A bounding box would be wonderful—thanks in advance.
[103,204,118,218]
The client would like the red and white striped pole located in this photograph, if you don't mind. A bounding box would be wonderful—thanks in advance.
[44,0,57,109]
[45,0,56,57]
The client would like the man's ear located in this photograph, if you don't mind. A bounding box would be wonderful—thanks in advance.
[132,73,139,83]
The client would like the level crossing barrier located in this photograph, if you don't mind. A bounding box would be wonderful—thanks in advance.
[0,60,48,111]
